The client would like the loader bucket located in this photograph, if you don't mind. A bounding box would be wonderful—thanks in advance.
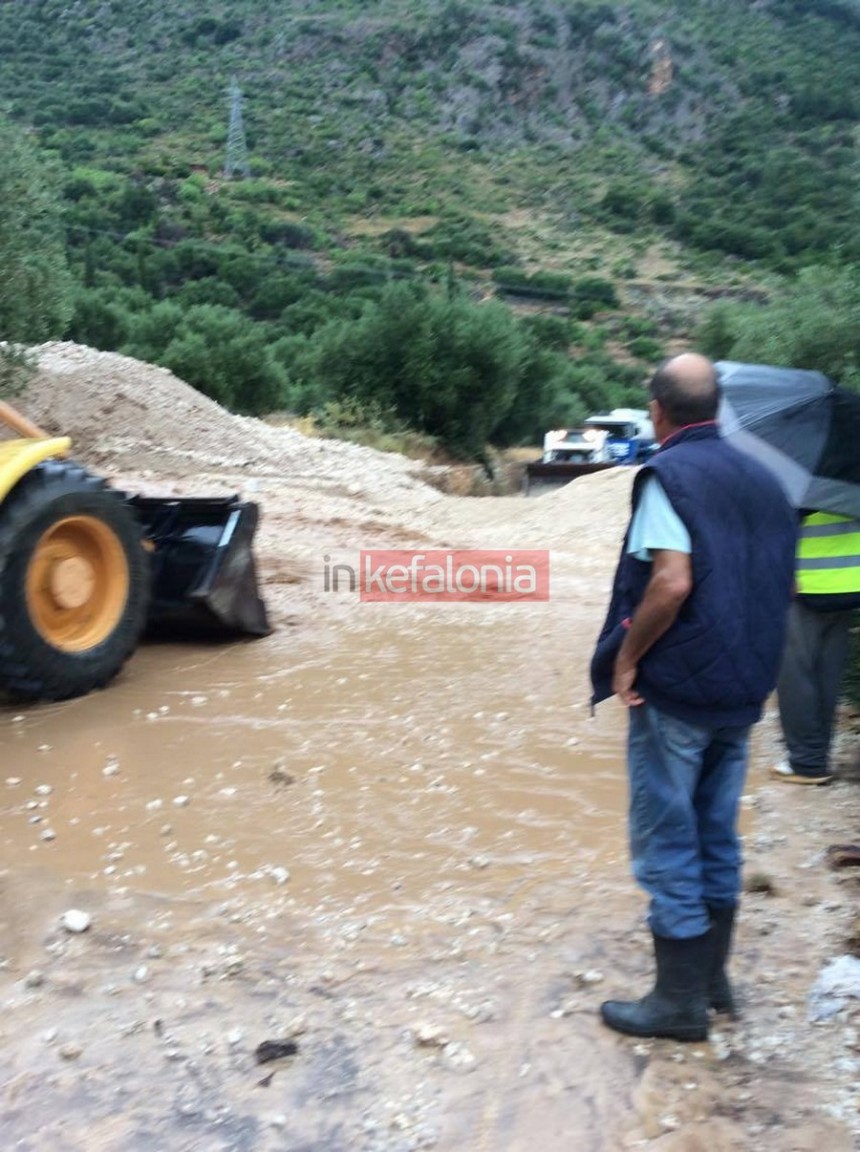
[129,495,272,639]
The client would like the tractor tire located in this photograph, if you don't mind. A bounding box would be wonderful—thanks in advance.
[0,459,150,702]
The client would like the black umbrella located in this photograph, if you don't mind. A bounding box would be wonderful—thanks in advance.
[717,360,860,518]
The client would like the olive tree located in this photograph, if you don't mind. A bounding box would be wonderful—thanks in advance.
[0,116,73,350]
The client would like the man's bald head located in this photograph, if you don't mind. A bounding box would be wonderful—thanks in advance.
[649,353,721,430]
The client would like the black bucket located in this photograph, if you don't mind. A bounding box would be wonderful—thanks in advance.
[130,495,272,639]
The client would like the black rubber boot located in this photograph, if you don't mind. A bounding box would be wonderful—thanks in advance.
[600,931,710,1041]
[707,903,739,1018]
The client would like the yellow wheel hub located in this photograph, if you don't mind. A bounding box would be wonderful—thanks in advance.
[26,515,130,652]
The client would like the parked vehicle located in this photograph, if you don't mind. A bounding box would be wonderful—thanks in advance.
[523,408,655,496]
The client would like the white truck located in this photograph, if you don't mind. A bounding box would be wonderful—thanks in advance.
[524,408,655,495]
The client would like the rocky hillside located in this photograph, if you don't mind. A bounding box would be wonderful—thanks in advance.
[0,1,857,457]
[0,0,857,270]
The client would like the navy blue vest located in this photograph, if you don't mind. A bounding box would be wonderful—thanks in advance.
[590,424,797,727]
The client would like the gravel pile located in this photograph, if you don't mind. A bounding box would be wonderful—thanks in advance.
[15,342,436,499]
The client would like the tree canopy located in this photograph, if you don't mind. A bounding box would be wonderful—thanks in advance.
[0,116,73,346]
[698,266,860,389]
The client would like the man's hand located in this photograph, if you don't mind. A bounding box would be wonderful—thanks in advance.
[613,548,692,707]
[613,656,644,707]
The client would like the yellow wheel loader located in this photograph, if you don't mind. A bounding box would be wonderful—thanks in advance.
[0,401,270,703]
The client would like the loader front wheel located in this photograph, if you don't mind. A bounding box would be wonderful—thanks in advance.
[0,460,149,701]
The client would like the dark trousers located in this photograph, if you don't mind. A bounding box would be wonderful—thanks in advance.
[777,601,854,772]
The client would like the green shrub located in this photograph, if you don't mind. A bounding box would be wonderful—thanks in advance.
[627,336,663,362]
[156,305,286,414]
[301,282,527,457]
[420,214,512,268]
[0,345,35,400]
[0,115,73,342]
[706,266,860,386]
[68,287,132,349]
[573,277,619,309]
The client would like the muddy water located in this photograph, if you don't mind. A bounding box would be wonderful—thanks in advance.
[0,611,770,1151]
[3,611,631,918]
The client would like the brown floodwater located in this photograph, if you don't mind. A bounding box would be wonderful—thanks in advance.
[0,609,773,1152]
[2,612,632,936]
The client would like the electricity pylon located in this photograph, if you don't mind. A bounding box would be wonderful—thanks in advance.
[224,77,250,178]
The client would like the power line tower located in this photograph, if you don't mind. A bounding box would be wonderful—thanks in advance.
[224,77,250,179]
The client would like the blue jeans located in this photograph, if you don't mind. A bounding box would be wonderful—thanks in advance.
[627,703,751,939]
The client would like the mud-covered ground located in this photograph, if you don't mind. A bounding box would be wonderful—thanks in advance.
[1,345,858,1151]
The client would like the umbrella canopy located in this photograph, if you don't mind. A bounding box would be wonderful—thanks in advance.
[717,360,860,518]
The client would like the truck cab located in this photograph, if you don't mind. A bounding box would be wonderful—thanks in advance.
[582,408,655,464]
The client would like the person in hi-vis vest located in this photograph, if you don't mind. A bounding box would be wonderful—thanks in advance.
[773,511,860,785]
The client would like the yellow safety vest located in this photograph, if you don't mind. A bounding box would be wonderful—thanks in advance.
[796,512,860,596]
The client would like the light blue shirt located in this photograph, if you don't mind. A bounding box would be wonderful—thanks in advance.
[627,475,691,561]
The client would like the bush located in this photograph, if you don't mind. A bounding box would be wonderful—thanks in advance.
[0,344,35,400]
[601,182,646,225]
[573,277,619,309]
[519,314,572,352]
[177,278,242,309]
[492,266,530,291]
[420,214,512,268]
[650,192,676,226]
[68,287,132,349]
[0,115,73,342]
[297,282,534,458]
[157,305,286,414]
[627,336,663,362]
[696,304,738,361]
[706,266,860,386]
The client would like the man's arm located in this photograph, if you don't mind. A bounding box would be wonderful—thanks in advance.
[613,548,693,706]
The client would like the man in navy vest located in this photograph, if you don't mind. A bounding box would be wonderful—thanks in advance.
[590,353,796,1041]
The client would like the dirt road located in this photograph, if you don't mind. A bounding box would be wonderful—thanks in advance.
[0,345,858,1150]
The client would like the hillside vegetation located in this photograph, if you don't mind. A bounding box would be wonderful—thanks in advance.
[0,0,858,454]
